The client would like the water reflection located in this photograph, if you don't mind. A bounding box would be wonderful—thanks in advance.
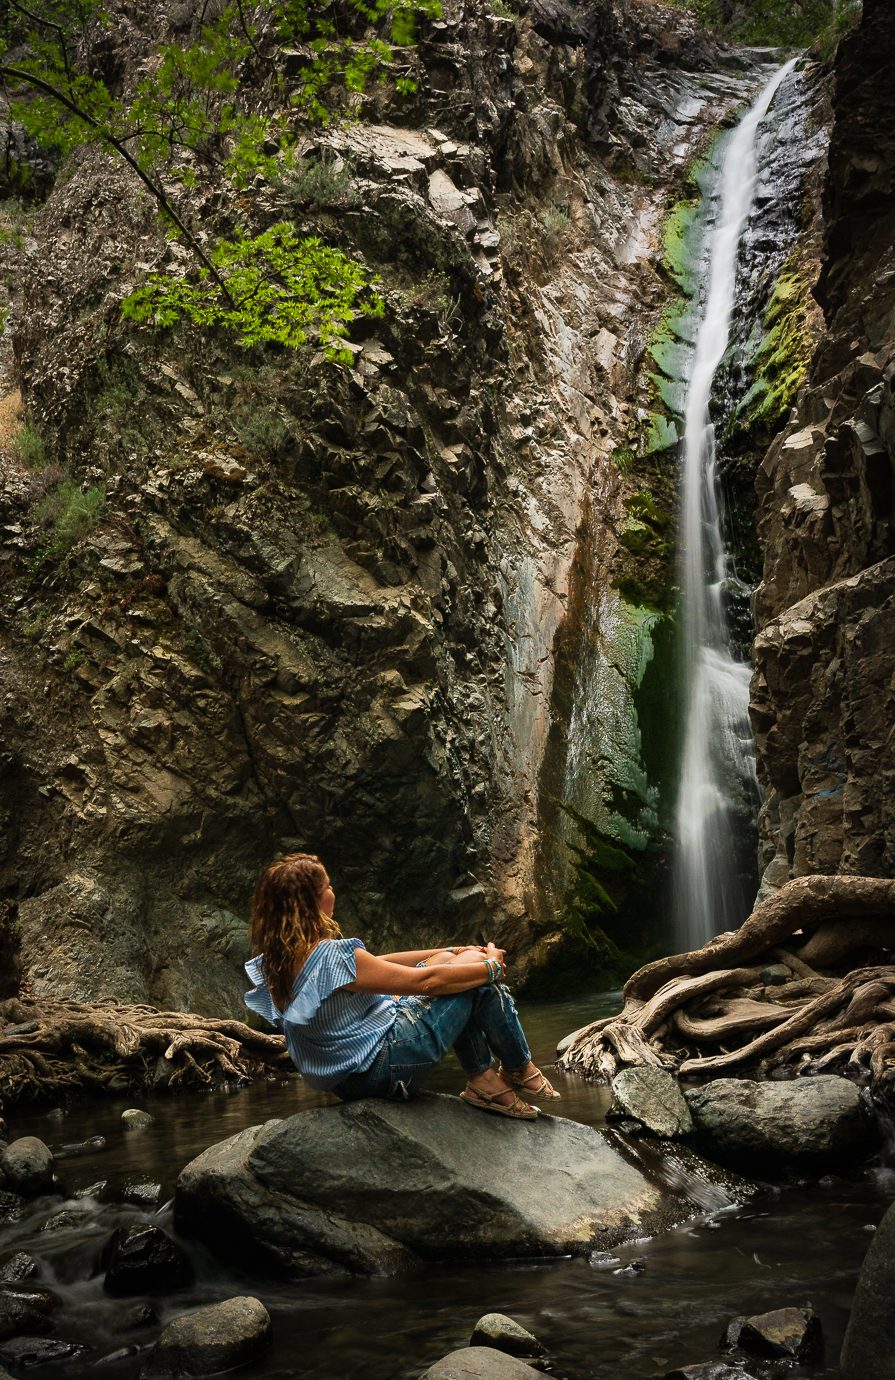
[1,991,890,1379]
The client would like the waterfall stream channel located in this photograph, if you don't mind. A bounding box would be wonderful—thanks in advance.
[1,993,892,1379]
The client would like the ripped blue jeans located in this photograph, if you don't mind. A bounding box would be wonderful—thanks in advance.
[335,984,532,1101]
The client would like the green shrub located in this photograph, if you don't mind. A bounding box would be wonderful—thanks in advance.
[13,423,47,469]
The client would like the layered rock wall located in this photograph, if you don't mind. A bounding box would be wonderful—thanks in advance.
[750,0,895,892]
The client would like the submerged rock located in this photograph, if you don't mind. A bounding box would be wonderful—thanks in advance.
[0,1138,54,1197]
[725,1307,822,1361]
[608,1068,694,1139]
[468,1314,545,1358]
[0,1337,88,1368]
[684,1076,876,1164]
[420,1348,537,1378]
[140,1296,271,1377]
[0,1294,51,1342]
[0,1253,39,1284]
[175,1094,752,1277]
[841,1199,895,1380]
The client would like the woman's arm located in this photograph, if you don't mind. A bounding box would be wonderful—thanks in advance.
[375,948,456,966]
[345,944,505,997]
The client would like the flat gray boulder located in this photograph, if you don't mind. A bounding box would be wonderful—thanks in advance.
[141,1297,271,1377]
[841,1199,895,1380]
[175,1094,752,1277]
[609,1068,694,1138]
[420,1349,536,1378]
[685,1076,877,1164]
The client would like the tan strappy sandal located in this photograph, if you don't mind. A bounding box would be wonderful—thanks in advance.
[505,1066,562,1101]
[459,1084,539,1119]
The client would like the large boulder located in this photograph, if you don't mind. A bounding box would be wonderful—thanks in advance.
[684,1076,876,1165]
[841,1199,895,1380]
[175,1094,753,1277]
[141,1297,271,1378]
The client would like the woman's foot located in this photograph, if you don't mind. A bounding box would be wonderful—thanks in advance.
[460,1067,538,1119]
[502,1061,561,1100]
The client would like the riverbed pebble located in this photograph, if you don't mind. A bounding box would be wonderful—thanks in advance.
[0,1138,54,1197]
[140,1296,271,1377]
[102,1224,194,1296]
[122,1109,154,1131]
[725,1306,822,1361]
[420,1348,538,1378]
[469,1313,546,1358]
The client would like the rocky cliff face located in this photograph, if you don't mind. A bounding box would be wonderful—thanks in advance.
[750,0,895,894]
[0,0,741,1012]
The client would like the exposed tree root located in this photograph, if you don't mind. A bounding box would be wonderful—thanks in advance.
[560,875,895,1099]
[0,995,292,1112]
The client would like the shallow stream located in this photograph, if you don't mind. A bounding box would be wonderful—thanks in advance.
[2,993,892,1379]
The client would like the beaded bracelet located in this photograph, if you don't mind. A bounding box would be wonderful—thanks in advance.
[482,958,501,985]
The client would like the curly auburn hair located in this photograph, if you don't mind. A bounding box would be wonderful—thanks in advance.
[249,852,341,1011]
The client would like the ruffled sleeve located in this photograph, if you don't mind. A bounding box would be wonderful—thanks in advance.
[283,938,365,1025]
[243,955,283,1030]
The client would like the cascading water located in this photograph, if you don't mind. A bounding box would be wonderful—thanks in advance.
[673,59,799,953]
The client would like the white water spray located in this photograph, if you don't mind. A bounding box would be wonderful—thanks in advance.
[674,60,798,952]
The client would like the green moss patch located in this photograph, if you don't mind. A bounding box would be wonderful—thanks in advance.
[731,261,814,439]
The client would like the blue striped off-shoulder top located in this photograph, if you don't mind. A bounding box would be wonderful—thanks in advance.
[244,938,397,1091]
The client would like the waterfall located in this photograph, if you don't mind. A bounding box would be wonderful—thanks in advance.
[673,59,799,953]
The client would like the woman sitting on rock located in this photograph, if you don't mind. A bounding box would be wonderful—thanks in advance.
[244,852,560,1120]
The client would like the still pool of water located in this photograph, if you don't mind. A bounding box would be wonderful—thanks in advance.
[2,991,891,1379]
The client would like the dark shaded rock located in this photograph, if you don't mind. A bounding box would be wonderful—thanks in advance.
[841,1198,895,1379]
[608,1068,694,1139]
[175,1093,754,1277]
[55,1135,106,1159]
[726,1307,822,1361]
[0,1337,88,1368]
[1,1287,59,1316]
[0,1139,54,1197]
[0,1194,24,1226]
[0,1294,51,1343]
[140,1296,271,1377]
[121,1181,162,1209]
[102,1225,194,1296]
[684,1076,876,1164]
[468,1314,545,1358]
[121,1303,159,1331]
[420,1349,537,1379]
[664,1366,756,1380]
[0,1253,39,1283]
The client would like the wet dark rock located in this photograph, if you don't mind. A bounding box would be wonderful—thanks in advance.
[420,1349,537,1379]
[0,1336,88,1369]
[663,1365,757,1379]
[175,1093,753,1277]
[0,1253,39,1283]
[469,1314,546,1358]
[0,1294,51,1342]
[725,1307,822,1361]
[0,1194,25,1227]
[1,1287,59,1316]
[684,1076,876,1164]
[121,1303,159,1331]
[55,1135,106,1159]
[0,1138,54,1197]
[122,1110,154,1132]
[608,1068,694,1139]
[140,1296,271,1377]
[101,1224,194,1296]
[841,1198,895,1379]
[121,1181,163,1209]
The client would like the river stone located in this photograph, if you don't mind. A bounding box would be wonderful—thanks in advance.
[468,1313,545,1357]
[175,1093,753,1277]
[0,1253,39,1283]
[841,1198,895,1379]
[0,1294,50,1342]
[140,1296,271,1377]
[664,1366,757,1379]
[0,1138,54,1197]
[102,1225,194,1296]
[726,1306,822,1360]
[0,1194,24,1227]
[684,1076,876,1163]
[0,1337,88,1368]
[122,1109,154,1132]
[608,1068,694,1138]
[419,1348,537,1378]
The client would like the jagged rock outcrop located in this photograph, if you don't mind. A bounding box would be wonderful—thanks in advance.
[0,0,756,1010]
[750,0,895,893]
